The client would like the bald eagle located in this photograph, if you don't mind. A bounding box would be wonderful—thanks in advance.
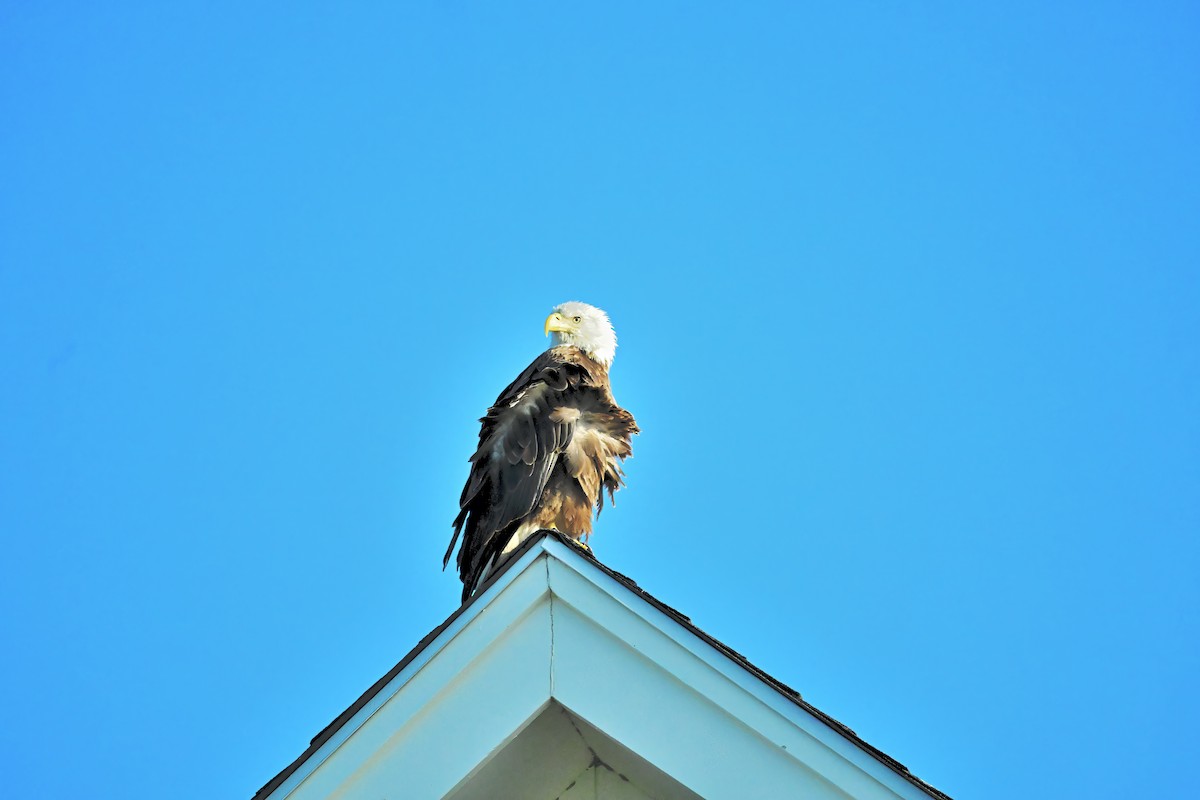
[444,302,639,601]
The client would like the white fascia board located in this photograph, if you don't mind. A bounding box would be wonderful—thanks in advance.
[549,598,849,799]
[310,597,551,799]
[541,540,937,800]
[266,545,555,800]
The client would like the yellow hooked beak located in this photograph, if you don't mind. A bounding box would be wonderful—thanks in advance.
[544,312,574,336]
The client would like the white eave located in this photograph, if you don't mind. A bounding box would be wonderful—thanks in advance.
[253,532,950,800]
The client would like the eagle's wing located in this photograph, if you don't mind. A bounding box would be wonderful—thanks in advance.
[445,349,591,595]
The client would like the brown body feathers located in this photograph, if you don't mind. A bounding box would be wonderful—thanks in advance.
[445,345,638,601]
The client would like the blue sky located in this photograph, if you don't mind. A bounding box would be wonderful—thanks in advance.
[1,3,1197,798]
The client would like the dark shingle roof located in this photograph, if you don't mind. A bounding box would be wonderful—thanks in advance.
[252,530,952,800]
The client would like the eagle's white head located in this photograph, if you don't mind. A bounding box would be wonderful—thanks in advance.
[544,301,617,367]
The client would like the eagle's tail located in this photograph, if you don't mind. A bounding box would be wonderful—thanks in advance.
[444,508,468,569]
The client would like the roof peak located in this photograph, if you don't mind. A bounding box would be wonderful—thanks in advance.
[252,528,951,800]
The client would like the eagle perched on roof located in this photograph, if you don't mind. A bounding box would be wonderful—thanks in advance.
[444,302,639,601]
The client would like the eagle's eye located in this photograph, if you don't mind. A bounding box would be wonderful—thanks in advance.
[573,316,581,323]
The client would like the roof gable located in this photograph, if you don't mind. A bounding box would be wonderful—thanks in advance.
[253,531,949,800]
